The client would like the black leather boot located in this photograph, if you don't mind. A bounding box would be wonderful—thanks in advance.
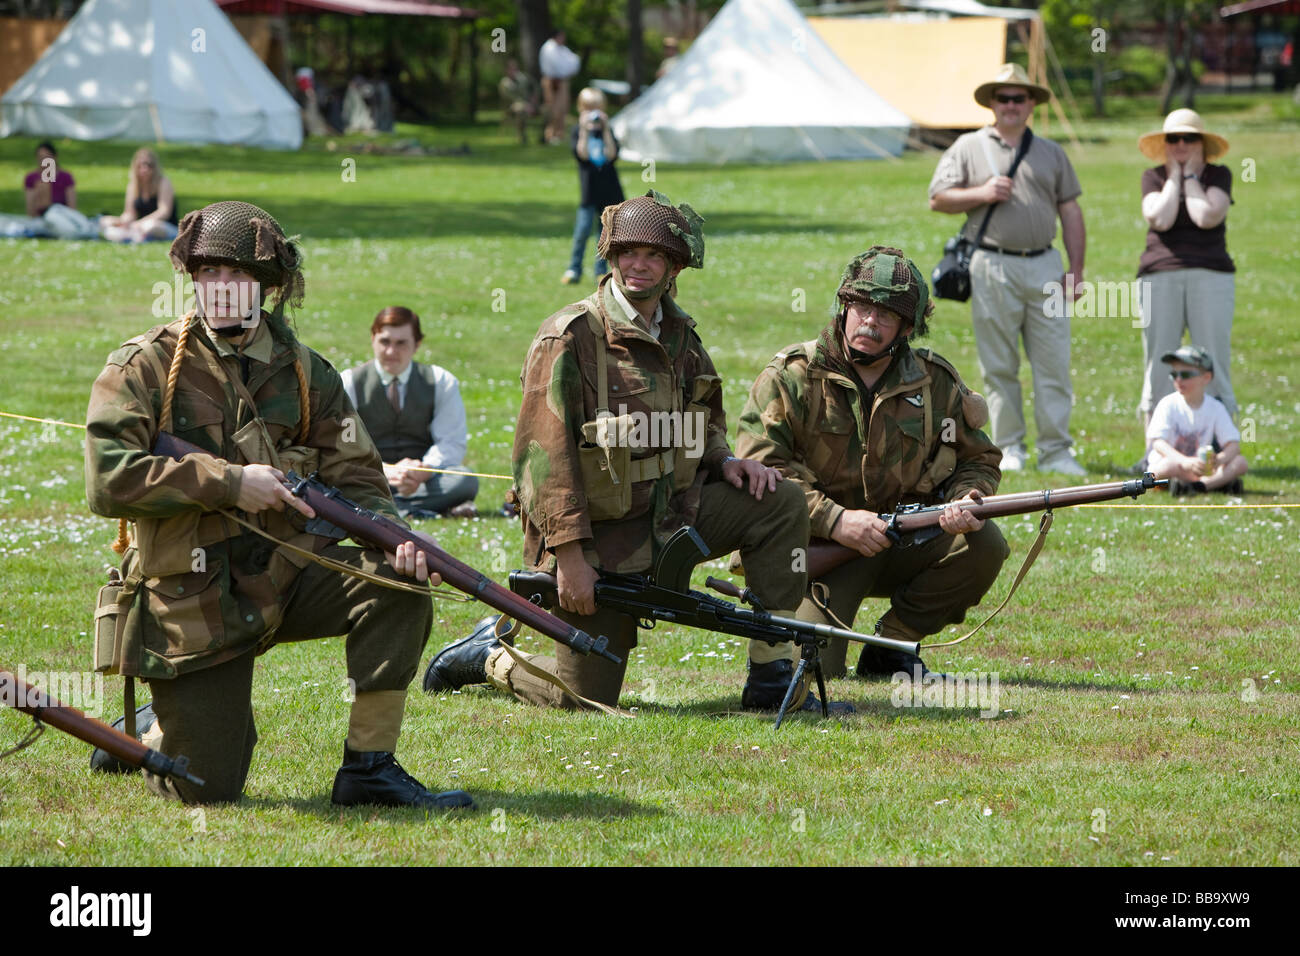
[331,744,474,810]
[856,647,933,680]
[422,615,508,694]
[89,701,157,774]
[740,658,854,715]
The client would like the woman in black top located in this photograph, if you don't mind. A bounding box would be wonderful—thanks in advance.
[99,147,179,243]
[1135,109,1236,426]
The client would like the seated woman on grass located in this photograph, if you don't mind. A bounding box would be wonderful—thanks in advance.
[99,148,178,243]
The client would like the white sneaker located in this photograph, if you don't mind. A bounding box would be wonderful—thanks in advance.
[999,447,1028,471]
[1038,452,1086,477]
[560,270,579,285]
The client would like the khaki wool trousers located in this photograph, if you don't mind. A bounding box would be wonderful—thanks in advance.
[798,521,1010,677]
[502,478,809,709]
[146,543,431,804]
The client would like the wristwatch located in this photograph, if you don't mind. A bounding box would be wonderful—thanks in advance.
[1182,173,1198,180]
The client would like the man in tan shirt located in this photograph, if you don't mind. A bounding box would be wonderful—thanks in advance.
[929,64,1087,476]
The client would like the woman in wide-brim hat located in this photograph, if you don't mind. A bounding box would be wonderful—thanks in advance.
[1133,108,1237,461]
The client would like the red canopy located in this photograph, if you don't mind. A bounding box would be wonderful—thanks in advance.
[1220,0,1300,16]
[215,0,478,17]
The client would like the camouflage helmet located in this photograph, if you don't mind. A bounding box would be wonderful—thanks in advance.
[835,245,933,339]
[169,201,305,312]
[597,190,705,269]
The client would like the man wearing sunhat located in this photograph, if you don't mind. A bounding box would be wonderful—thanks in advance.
[929,63,1088,478]
[1135,109,1237,427]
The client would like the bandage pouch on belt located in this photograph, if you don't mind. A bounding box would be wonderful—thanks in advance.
[93,567,137,675]
[579,413,634,521]
[675,373,720,491]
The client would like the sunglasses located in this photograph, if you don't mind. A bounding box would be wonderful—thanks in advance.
[1164,134,1202,144]
[994,94,1029,104]
[1169,369,1205,380]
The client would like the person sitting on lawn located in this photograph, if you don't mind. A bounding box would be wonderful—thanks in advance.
[24,141,76,217]
[99,148,179,243]
[341,306,479,519]
[1146,345,1248,495]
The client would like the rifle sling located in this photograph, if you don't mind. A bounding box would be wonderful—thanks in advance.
[494,640,634,718]
[925,509,1053,649]
[213,506,469,601]
[810,510,1054,650]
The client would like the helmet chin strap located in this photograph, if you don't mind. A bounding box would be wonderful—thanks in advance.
[612,265,673,302]
[846,338,902,365]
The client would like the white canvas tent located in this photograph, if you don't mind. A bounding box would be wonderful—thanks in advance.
[1,0,302,150]
[611,0,911,164]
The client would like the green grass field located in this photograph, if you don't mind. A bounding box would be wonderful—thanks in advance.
[1,95,1297,866]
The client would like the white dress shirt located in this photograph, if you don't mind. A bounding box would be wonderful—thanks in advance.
[340,359,469,469]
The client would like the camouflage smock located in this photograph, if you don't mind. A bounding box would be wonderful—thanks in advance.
[85,314,399,679]
[513,277,731,574]
[735,339,1001,538]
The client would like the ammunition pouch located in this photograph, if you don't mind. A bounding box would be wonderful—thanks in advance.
[915,444,957,496]
[675,373,719,491]
[93,567,139,675]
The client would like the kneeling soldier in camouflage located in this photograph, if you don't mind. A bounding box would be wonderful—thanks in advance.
[736,246,1010,677]
[85,201,472,809]
[424,191,844,713]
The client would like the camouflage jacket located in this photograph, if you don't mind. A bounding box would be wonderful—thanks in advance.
[513,277,731,574]
[84,314,399,679]
[735,338,1001,539]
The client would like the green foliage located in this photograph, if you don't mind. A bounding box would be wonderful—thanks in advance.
[1,99,1297,864]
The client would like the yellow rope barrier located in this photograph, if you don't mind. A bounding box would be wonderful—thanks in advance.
[1,409,515,480]
[0,410,87,430]
[4,409,1297,500]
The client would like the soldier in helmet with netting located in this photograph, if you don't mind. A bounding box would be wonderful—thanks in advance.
[424,191,847,714]
[84,200,472,810]
[736,246,1010,679]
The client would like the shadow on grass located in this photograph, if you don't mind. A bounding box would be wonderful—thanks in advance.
[249,789,661,821]
[633,694,1015,723]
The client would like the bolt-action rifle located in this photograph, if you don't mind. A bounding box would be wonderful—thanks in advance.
[509,525,920,728]
[0,668,205,787]
[152,431,620,665]
[806,474,1166,580]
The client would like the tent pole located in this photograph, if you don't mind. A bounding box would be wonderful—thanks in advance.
[467,19,478,123]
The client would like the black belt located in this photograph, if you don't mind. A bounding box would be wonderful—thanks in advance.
[979,243,1051,257]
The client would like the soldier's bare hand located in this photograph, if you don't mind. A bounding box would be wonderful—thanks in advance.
[555,543,599,616]
[984,175,1013,203]
[722,457,782,501]
[831,509,892,557]
[386,533,443,586]
[939,491,985,535]
[237,464,315,518]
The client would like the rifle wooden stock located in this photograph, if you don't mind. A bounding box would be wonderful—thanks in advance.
[1,669,204,787]
[806,475,1165,580]
[151,431,620,664]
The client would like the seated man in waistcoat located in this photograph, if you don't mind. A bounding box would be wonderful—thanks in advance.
[342,307,479,519]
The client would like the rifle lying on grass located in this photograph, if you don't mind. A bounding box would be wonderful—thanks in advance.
[152,432,620,665]
[806,474,1166,579]
[509,525,920,728]
[0,668,205,787]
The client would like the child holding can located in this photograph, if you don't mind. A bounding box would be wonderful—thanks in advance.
[1146,345,1248,495]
